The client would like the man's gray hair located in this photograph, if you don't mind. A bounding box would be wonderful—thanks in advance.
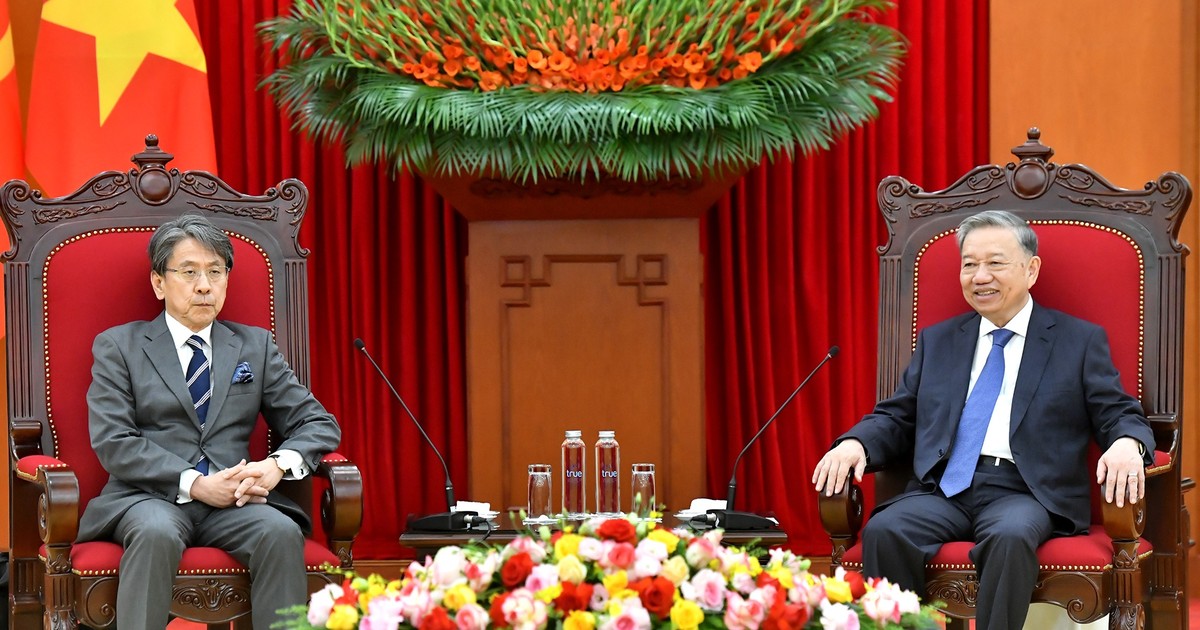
[148,214,234,275]
[956,210,1038,258]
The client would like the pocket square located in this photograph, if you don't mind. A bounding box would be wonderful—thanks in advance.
[231,362,254,384]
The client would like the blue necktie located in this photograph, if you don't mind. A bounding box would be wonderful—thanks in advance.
[941,328,1016,497]
[185,335,211,475]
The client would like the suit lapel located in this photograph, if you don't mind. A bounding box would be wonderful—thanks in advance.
[204,321,241,431]
[946,314,981,428]
[142,314,201,428]
[1010,304,1055,435]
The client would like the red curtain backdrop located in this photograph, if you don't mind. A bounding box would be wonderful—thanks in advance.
[704,1,990,554]
[195,0,988,559]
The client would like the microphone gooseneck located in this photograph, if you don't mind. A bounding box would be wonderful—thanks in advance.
[725,346,840,512]
[355,338,479,531]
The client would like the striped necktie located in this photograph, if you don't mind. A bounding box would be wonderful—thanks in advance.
[940,328,1016,497]
[185,335,211,474]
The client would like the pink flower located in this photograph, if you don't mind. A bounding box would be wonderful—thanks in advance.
[589,584,610,611]
[599,602,652,630]
[600,541,637,571]
[506,536,548,563]
[501,588,548,630]
[684,537,718,568]
[525,564,561,592]
[399,580,434,626]
[724,591,768,630]
[683,569,727,611]
[464,553,500,591]
[455,603,490,630]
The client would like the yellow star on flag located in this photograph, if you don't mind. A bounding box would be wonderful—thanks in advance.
[0,20,14,80]
[41,0,207,125]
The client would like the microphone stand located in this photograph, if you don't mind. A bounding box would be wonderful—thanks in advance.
[354,339,482,532]
[703,346,840,531]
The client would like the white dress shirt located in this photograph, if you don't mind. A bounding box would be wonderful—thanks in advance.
[967,298,1034,462]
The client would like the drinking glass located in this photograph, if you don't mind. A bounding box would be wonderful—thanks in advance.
[630,463,656,517]
[527,464,553,519]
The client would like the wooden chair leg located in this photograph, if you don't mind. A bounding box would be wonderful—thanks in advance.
[945,616,970,630]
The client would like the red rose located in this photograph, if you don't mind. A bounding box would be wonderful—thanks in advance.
[756,572,783,592]
[596,518,637,544]
[335,577,357,606]
[501,552,534,588]
[631,576,675,619]
[763,603,810,630]
[420,606,456,630]
[554,581,595,613]
[844,570,867,600]
[490,593,511,628]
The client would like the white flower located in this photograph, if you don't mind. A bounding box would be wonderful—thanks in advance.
[599,601,652,630]
[578,536,605,561]
[430,547,470,589]
[819,601,861,630]
[525,563,561,592]
[455,603,490,630]
[502,588,548,630]
[306,583,342,626]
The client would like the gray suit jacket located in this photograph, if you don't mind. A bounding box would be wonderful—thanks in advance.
[78,314,341,541]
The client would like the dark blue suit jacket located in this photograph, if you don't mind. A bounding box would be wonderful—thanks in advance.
[843,303,1153,535]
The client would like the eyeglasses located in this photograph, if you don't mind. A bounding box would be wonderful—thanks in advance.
[164,267,229,284]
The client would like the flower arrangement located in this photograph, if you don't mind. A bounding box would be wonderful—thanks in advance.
[260,0,903,182]
[280,516,940,629]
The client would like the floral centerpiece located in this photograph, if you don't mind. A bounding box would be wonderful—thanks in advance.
[279,516,939,629]
[260,0,903,182]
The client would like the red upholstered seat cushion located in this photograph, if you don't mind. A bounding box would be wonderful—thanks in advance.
[42,539,340,577]
[15,454,69,481]
[839,525,1152,572]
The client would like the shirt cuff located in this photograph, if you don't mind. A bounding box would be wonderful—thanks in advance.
[271,449,308,479]
[177,469,203,504]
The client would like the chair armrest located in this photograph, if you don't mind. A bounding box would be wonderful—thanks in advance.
[1098,486,1146,542]
[817,476,864,538]
[15,454,80,546]
[314,452,363,565]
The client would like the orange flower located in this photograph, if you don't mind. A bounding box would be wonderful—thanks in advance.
[682,53,706,74]
[443,58,462,77]
[688,72,707,89]
[478,71,504,91]
[738,51,763,72]
[528,49,548,70]
[464,57,481,71]
[513,57,529,73]
[594,49,612,65]
[548,50,573,73]
[421,51,440,69]
[442,44,464,60]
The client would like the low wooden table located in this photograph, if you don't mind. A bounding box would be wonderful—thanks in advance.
[400,512,789,561]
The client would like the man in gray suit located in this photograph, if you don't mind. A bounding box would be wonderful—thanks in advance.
[78,214,341,629]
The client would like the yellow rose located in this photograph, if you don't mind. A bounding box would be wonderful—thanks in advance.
[670,599,705,630]
[661,556,690,586]
[555,533,584,558]
[602,570,628,595]
[558,554,588,584]
[766,567,795,590]
[327,603,360,630]
[537,583,563,603]
[442,583,477,611]
[823,576,852,604]
[564,610,597,630]
[646,527,681,551]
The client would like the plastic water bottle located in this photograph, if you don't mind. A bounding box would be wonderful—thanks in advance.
[561,430,587,517]
[595,430,620,514]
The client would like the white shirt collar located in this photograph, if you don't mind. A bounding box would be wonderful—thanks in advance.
[977,297,1033,340]
[164,313,213,350]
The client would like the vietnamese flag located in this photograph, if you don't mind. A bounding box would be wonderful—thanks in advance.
[24,0,216,197]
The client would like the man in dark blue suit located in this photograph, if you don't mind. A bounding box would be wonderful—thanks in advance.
[812,210,1153,630]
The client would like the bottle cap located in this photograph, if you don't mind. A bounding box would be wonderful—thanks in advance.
[598,430,615,438]
[565,430,582,438]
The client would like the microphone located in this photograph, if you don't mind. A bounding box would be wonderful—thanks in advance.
[704,346,840,531]
[354,338,482,532]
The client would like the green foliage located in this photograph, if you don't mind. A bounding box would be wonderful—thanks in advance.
[260,0,905,182]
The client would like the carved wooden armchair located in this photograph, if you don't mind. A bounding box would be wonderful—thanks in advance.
[2,136,363,629]
[819,129,1190,630]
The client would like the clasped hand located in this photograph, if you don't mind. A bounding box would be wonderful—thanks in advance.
[191,458,285,508]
